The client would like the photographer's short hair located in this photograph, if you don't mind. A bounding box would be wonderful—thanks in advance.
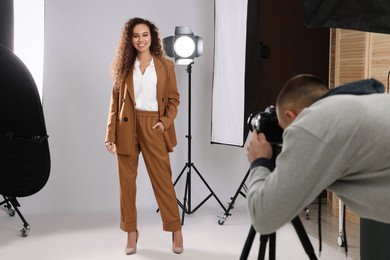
[276,74,328,110]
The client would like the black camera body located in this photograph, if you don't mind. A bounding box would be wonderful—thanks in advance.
[247,106,283,145]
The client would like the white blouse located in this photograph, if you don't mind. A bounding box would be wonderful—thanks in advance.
[133,58,158,111]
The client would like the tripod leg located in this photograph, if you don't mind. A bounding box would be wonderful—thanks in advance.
[240,226,257,260]
[173,164,188,186]
[268,233,276,260]
[180,171,191,225]
[156,164,188,213]
[191,164,227,212]
[258,234,269,260]
[6,197,30,237]
[219,169,251,225]
[291,216,318,260]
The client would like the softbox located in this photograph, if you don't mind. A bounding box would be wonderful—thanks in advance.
[0,44,50,198]
[211,0,260,147]
[304,0,390,34]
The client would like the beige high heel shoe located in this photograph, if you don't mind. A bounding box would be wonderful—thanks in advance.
[172,230,184,254]
[125,230,139,255]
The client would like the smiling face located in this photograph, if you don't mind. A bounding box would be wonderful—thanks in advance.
[132,23,151,54]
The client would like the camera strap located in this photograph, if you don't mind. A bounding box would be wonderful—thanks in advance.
[317,195,322,256]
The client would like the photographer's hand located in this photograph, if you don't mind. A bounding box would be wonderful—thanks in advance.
[247,131,273,163]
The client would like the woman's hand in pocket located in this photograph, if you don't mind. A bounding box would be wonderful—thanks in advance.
[152,121,165,132]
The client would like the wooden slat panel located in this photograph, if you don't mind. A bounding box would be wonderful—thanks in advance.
[328,29,336,89]
[369,32,390,91]
[336,29,368,86]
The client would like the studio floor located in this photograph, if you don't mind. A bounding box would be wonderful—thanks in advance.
[0,200,357,260]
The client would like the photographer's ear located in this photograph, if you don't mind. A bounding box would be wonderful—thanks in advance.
[285,110,297,121]
[280,110,297,129]
[276,106,298,129]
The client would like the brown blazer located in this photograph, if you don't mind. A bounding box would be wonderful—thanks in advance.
[105,56,180,155]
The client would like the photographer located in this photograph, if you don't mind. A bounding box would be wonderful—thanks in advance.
[246,74,390,257]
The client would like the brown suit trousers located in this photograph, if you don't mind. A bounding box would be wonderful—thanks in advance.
[116,110,181,232]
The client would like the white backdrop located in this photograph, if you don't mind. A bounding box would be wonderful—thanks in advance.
[19,0,249,216]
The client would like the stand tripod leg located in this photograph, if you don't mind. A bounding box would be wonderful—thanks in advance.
[258,234,269,260]
[156,163,188,214]
[3,196,30,237]
[291,216,318,260]
[173,164,188,186]
[180,169,191,225]
[241,217,317,260]
[268,233,276,260]
[218,169,250,225]
[167,161,226,225]
[240,225,257,260]
[258,233,275,260]
[240,226,275,260]
[190,164,227,213]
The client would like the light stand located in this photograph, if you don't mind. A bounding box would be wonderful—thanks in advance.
[217,42,272,225]
[163,26,226,224]
[173,62,226,224]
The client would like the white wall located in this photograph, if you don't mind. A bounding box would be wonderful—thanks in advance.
[20,0,249,216]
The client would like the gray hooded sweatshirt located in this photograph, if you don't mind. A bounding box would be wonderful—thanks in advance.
[247,79,390,234]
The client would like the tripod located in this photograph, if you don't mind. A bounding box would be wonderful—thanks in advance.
[236,142,317,259]
[240,216,317,260]
[173,62,227,225]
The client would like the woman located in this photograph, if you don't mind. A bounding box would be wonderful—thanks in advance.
[105,17,183,255]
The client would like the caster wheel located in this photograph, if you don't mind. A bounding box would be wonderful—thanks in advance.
[218,219,225,225]
[20,226,30,237]
[337,235,345,247]
[305,208,310,220]
[8,208,16,217]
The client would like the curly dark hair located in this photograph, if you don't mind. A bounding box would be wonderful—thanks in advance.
[111,17,164,91]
